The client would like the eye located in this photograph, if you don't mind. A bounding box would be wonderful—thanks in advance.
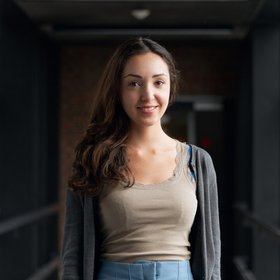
[128,80,141,87]
[155,80,165,86]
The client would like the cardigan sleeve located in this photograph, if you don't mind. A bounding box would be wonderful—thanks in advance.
[61,190,84,280]
[205,153,221,279]
[189,146,221,280]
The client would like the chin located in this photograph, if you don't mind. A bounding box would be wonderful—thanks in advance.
[140,119,160,127]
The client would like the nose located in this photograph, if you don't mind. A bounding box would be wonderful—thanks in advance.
[140,82,154,102]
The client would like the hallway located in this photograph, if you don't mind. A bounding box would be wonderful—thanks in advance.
[0,0,279,279]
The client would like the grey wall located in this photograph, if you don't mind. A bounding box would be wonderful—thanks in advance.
[0,0,60,278]
[234,1,280,279]
[252,25,280,280]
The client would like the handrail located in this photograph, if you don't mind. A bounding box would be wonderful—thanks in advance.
[26,256,60,280]
[234,203,280,243]
[0,203,59,235]
[233,256,256,280]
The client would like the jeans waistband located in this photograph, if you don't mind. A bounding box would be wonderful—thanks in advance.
[98,259,193,280]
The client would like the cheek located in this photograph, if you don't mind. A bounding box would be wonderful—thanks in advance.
[120,87,128,105]
[157,87,171,103]
[120,91,134,112]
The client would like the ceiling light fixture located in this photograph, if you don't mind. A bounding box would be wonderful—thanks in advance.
[131,9,151,21]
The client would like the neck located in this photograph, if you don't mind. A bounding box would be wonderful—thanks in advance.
[127,124,172,150]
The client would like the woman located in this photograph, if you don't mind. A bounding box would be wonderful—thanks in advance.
[61,37,221,280]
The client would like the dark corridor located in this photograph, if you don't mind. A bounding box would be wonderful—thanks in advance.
[1,0,280,279]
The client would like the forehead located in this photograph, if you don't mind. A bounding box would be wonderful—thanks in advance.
[123,52,169,76]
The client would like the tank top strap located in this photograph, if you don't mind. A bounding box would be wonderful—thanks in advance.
[179,142,196,184]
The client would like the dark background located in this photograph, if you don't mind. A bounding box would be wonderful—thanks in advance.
[0,0,279,279]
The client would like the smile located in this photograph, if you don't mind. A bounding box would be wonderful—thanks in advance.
[137,106,158,112]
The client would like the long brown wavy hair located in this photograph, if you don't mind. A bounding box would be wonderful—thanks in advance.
[68,37,180,196]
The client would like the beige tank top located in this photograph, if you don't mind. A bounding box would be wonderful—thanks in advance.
[98,142,197,263]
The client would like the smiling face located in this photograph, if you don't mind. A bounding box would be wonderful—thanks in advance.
[120,52,171,129]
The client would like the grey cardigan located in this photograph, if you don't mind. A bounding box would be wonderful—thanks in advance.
[61,144,221,280]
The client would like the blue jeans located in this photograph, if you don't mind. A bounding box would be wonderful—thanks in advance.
[97,259,194,280]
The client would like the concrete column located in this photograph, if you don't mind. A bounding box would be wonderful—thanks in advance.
[252,25,280,280]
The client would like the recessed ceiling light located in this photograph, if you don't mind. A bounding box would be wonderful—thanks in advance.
[131,9,151,21]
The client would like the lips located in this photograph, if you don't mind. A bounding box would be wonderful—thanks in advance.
[137,105,158,112]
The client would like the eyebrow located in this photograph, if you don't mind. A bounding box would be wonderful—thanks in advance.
[123,73,167,79]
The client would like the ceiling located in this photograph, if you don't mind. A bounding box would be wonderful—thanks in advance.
[15,0,267,41]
